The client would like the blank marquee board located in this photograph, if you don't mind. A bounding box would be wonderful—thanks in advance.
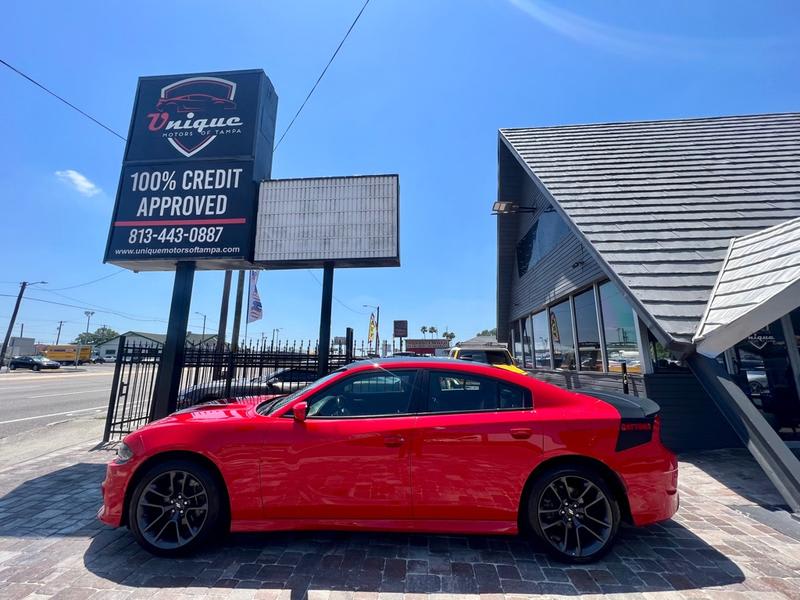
[254,174,399,268]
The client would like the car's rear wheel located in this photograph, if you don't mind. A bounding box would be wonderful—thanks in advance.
[128,458,222,556]
[32,364,40,372]
[8,364,15,371]
[526,466,620,563]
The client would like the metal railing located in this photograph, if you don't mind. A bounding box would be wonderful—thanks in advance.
[103,335,367,441]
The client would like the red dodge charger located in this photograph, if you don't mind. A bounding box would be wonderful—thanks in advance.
[99,358,678,563]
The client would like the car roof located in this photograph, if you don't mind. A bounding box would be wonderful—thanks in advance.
[343,357,505,370]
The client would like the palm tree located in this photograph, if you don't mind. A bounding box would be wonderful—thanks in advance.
[420,326,428,338]
[429,326,438,337]
[443,331,456,342]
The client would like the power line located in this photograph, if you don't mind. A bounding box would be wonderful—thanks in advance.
[305,270,368,315]
[0,58,127,142]
[41,269,125,291]
[0,294,167,324]
[273,0,372,152]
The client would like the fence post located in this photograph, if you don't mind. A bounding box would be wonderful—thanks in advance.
[102,335,126,442]
[345,327,354,364]
[621,361,629,394]
[224,345,235,399]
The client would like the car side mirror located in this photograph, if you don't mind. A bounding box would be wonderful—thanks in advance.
[292,401,308,422]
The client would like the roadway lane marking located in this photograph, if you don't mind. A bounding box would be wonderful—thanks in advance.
[0,371,114,382]
[26,388,109,399]
[0,405,106,425]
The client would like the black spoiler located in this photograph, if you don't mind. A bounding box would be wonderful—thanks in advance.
[585,391,660,420]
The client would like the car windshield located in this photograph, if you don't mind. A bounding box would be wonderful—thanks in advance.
[257,369,344,415]
[458,349,513,366]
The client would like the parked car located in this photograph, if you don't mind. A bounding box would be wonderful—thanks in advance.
[177,368,317,406]
[90,354,107,364]
[449,345,527,374]
[100,357,678,562]
[7,356,61,371]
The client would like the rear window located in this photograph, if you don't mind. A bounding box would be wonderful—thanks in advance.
[457,349,513,366]
[427,371,531,414]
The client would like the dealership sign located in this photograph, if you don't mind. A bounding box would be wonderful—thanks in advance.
[105,69,278,270]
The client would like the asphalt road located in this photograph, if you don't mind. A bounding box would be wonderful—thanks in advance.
[0,364,115,439]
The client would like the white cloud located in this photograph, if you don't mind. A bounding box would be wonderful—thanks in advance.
[55,169,102,197]
[508,0,790,62]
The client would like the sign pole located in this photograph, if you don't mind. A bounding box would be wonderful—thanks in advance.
[151,261,196,420]
[231,270,246,351]
[317,262,334,377]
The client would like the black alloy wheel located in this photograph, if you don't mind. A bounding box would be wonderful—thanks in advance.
[128,458,222,556]
[32,364,40,372]
[527,466,620,563]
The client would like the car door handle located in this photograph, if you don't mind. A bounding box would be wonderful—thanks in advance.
[384,434,405,447]
[511,428,533,440]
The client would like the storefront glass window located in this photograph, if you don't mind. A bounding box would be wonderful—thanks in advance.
[599,281,641,373]
[522,316,534,369]
[574,289,602,371]
[549,301,576,370]
[511,321,523,364]
[531,311,551,369]
[733,319,800,440]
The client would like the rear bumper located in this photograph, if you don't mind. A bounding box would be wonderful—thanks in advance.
[623,456,679,526]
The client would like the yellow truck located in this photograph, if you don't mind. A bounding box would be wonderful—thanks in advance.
[42,345,92,365]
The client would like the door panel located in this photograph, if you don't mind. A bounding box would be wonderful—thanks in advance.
[261,416,415,520]
[411,371,542,522]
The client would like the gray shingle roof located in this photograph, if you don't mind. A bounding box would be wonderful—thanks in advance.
[694,216,800,357]
[500,112,800,346]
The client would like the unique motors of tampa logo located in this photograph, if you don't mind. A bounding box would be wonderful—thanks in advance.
[145,76,244,158]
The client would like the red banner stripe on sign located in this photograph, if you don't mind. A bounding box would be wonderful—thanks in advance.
[114,218,247,226]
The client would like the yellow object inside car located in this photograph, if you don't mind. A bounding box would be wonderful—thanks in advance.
[449,347,527,374]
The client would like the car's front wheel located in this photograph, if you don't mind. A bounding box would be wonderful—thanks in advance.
[128,458,223,556]
[526,465,620,563]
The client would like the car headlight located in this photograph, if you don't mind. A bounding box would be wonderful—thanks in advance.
[116,442,134,463]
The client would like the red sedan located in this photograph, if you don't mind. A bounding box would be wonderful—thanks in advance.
[99,358,678,563]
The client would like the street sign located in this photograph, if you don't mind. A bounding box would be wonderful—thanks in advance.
[105,69,278,270]
[393,320,408,338]
[254,175,399,268]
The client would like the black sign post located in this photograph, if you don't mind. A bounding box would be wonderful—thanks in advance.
[105,69,278,420]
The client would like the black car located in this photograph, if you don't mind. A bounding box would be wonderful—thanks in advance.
[7,356,61,371]
[177,368,317,406]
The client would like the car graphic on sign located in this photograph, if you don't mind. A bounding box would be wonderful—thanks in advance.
[156,94,236,113]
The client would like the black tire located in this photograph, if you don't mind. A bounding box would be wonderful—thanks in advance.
[128,458,223,557]
[8,364,15,371]
[526,465,621,564]
[32,364,40,372]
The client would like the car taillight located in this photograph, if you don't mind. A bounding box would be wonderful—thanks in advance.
[616,415,657,451]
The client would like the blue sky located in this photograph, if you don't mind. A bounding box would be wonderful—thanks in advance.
[1,0,799,346]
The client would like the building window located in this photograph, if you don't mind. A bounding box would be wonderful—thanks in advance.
[531,311,551,369]
[515,209,571,278]
[574,288,602,372]
[599,281,641,373]
[549,300,576,370]
[511,321,523,364]
[522,316,534,369]
[648,332,688,372]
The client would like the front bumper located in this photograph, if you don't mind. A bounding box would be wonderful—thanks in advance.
[98,459,136,527]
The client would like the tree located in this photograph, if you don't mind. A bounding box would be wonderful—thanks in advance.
[73,326,119,347]
[420,326,428,338]
[442,331,456,342]
[476,327,497,337]
[428,326,438,337]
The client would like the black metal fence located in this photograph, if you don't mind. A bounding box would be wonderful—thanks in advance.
[103,335,369,441]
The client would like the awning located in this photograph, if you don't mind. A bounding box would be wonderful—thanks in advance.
[694,217,800,357]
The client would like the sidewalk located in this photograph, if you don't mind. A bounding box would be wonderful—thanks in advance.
[0,444,798,599]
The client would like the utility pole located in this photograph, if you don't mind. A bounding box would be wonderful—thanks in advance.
[1,280,46,369]
[55,321,64,344]
[195,311,207,338]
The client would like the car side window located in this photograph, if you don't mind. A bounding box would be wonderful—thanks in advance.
[427,371,531,414]
[306,370,418,418]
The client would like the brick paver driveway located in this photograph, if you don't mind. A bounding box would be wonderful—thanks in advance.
[0,444,798,599]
